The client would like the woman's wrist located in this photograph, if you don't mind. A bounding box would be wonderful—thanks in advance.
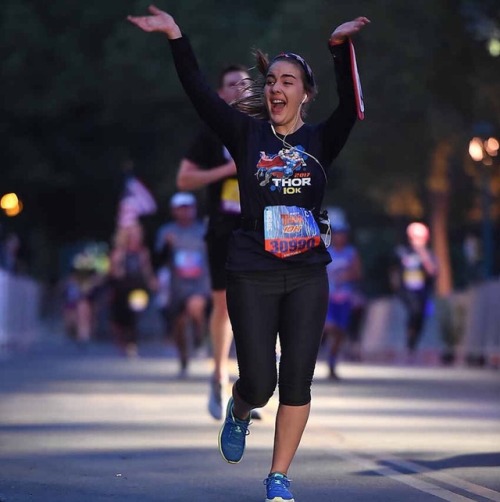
[166,25,182,39]
[329,35,347,46]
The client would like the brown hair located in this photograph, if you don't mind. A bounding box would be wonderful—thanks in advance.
[232,49,318,120]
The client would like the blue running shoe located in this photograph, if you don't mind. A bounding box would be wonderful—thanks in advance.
[264,472,294,502]
[218,397,251,463]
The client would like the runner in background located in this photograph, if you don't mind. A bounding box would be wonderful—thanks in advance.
[392,222,438,361]
[108,163,158,357]
[155,192,211,378]
[176,64,251,417]
[108,223,156,357]
[323,221,362,380]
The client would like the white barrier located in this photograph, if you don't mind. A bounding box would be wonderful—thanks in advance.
[359,295,442,363]
[360,280,500,366]
[0,269,42,353]
[460,278,500,366]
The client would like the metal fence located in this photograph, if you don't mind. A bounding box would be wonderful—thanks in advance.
[0,269,42,353]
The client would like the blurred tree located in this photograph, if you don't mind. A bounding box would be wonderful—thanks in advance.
[255,0,498,294]
[0,0,284,278]
[1,0,498,285]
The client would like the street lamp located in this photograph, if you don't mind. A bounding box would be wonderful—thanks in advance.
[468,136,499,278]
[0,192,23,217]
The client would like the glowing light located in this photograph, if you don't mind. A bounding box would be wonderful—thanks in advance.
[469,138,484,162]
[4,200,23,217]
[488,38,500,57]
[1,193,19,210]
[128,289,149,312]
[1,193,23,217]
[485,137,499,156]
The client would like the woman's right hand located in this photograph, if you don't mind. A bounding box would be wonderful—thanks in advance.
[329,16,370,45]
[127,5,181,39]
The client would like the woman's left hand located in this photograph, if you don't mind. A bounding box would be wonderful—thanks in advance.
[330,17,371,45]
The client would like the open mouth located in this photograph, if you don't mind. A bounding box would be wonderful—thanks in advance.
[270,99,286,114]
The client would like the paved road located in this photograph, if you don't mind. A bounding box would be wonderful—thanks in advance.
[0,334,499,502]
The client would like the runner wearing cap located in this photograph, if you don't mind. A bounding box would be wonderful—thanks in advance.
[155,192,210,378]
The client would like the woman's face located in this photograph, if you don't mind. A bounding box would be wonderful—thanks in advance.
[265,60,306,132]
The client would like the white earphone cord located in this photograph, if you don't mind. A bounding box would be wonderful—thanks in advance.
[270,123,328,182]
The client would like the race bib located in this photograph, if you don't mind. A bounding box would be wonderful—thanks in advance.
[220,178,241,214]
[264,205,321,258]
[403,269,425,291]
[174,250,203,279]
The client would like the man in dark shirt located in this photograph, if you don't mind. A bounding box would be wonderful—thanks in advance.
[392,222,438,358]
[177,64,250,420]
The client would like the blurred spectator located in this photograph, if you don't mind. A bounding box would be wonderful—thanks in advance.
[390,222,438,359]
[155,192,211,378]
[346,285,367,362]
[60,243,109,346]
[116,160,158,229]
[0,232,25,274]
[108,223,156,357]
[463,232,482,284]
[323,221,362,380]
[61,267,100,346]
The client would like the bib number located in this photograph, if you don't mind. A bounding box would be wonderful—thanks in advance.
[264,206,321,258]
[403,269,425,290]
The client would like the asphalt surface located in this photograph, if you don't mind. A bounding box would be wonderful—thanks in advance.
[1,331,499,502]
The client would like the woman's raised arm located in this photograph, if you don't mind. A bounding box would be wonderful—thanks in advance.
[127,5,181,39]
[126,5,249,161]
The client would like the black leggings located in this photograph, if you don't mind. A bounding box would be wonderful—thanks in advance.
[226,265,328,407]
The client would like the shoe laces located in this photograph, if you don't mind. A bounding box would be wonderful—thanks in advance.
[229,417,251,435]
[226,410,251,439]
[264,473,291,490]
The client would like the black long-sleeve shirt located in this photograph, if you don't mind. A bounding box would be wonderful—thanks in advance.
[169,36,357,271]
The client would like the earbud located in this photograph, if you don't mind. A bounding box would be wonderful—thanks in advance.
[301,94,308,104]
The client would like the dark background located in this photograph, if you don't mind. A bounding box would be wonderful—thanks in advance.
[1,0,499,292]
